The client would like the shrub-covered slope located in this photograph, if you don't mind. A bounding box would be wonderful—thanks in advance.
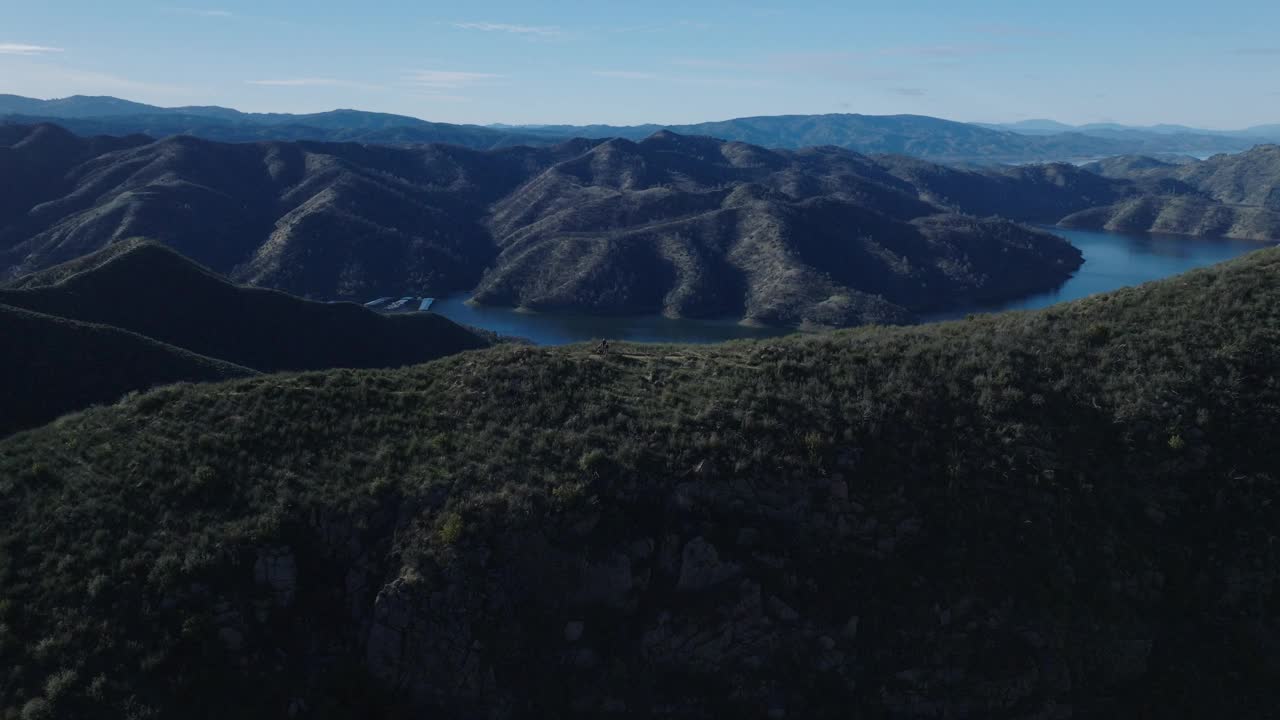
[1059,194,1280,240]
[0,238,494,374]
[473,133,1083,325]
[1084,144,1280,208]
[1071,146,1280,237]
[1,248,1278,718]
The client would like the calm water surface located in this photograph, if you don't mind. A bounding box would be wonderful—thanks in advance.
[430,227,1270,345]
[919,227,1269,322]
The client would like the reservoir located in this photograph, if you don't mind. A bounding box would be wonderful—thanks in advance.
[430,227,1269,345]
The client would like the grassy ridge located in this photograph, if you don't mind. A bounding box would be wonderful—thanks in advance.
[0,239,494,374]
[0,303,254,436]
[1,248,1278,717]
[0,239,493,436]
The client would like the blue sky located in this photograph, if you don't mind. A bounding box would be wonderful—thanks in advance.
[2,1,1278,128]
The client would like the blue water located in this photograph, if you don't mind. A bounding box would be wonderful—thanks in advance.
[429,299,791,345]
[919,227,1269,322]
[430,227,1269,345]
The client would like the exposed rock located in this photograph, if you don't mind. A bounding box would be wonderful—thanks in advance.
[843,616,860,641]
[677,537,741,592]
[767,596,800,624]
[830,479,849,502]
[253,546,297,607]
[573,553,633,607]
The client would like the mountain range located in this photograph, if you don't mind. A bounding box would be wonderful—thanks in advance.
[0,238,493,435]
[2,240,1277,717]
[0,123,1102,328]
[5,122,1279,327]
[3,94,1275,164]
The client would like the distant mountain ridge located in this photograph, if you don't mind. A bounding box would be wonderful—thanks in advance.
[2,94,1271,163]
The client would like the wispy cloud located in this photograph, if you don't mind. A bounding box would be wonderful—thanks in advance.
[671,58,757,71]
[968,23,1060,38]
[452,22,560,37]
[0,43,63,56]
[171,7,234,18]
[889,87,926,97]
[879,43,1005,58]
[2,64,189,96]
[403,70,503,89]
[591,70,657,80]
[1236,47,1280,56]
[247,77,381,89]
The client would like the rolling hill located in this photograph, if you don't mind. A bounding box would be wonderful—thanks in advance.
[1083,145,1280,208]
[1068,146,1280,237]
[1,246,1277,718]
[0,303,254,436]
[0,238,495,373]
[0,239,494,435]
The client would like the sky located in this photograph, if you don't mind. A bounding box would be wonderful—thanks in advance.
[1,1,1278,128]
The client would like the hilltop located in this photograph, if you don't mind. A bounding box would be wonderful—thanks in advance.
[0,125,1092,327]
[0,239,493,434]
[1,246,1277,717]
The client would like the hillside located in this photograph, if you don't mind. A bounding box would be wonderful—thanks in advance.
[0,239,495,374]
[0,303,254,436]
[1059,195,1280,240]
[1069,146,1280,236]
[1,247,1278,718]
[1084,145,1280,208]
[0,125,1089,327]
[472,133,1083,325]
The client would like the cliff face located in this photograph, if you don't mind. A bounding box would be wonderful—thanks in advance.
[3,247,1279,718]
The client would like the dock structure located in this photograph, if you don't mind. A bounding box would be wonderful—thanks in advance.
[419,297,435,312]
[364,297,392,308]
[386,296,414,311]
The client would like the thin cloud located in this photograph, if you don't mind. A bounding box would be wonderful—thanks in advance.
[0,43,64,56]
[889,87,926,97]
[968,23,1060,38]
[592,70,657,80]
[879,43,1006,58]
[403,70,503,89]
[452,22,560,37]
[247,78,384,90]
[8,65,188,95]
[671,58,758,71]
[1235,47,1280,56]
[171,7,234,18]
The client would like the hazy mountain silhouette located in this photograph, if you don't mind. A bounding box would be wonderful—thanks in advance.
[3,94,1271,162]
